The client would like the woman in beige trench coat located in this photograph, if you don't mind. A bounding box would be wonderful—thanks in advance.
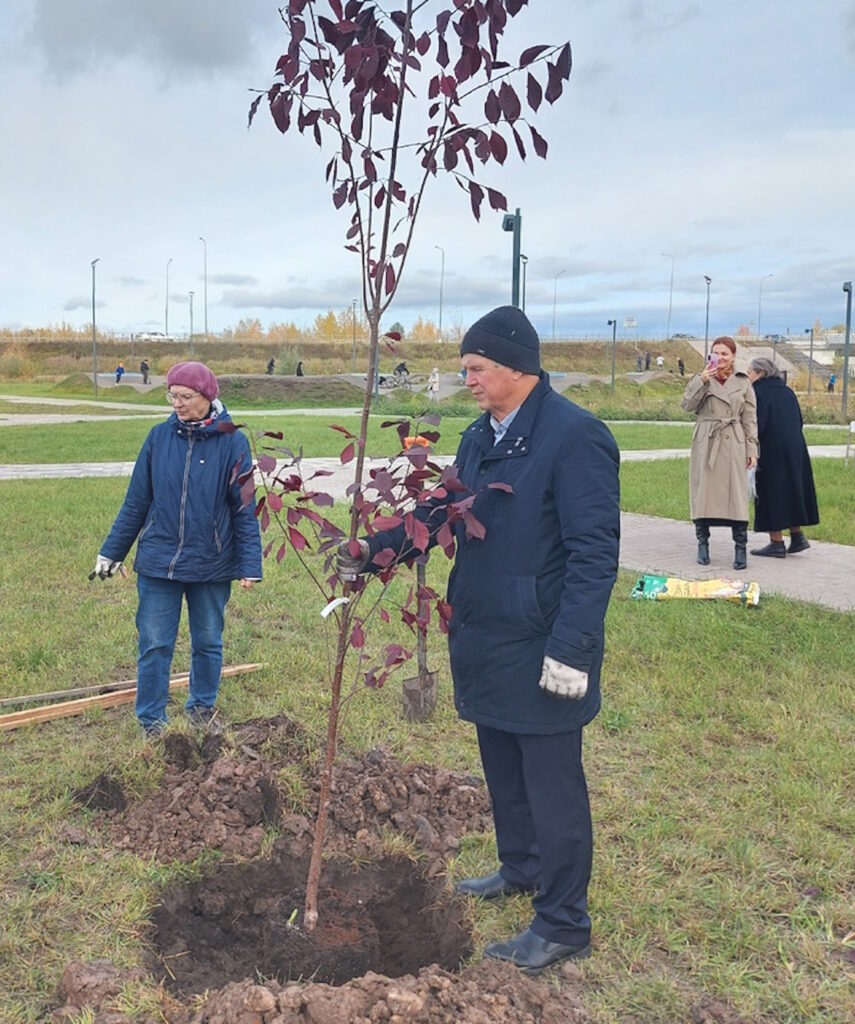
[681,336,758,569]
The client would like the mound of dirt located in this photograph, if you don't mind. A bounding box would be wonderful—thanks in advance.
[218,374,365,406]
[95,716,491,870]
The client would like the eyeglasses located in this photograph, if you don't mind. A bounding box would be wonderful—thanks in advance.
[165,389,199,404]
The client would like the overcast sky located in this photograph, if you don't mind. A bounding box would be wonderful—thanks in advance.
[2,0,854,341]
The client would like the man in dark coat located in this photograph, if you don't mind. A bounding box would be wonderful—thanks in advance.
[747,357,819,556]
[338,306,620,974]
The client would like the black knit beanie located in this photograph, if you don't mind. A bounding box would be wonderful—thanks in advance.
[460,306,541,374]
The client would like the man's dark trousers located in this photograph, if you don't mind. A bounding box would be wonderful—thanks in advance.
[476,724,592,947]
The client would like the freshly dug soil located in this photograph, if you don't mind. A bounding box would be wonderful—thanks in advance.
[101,715,492,872]
[149,852,471,996]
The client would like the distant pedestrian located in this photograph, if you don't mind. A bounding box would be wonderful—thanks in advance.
[681,336,758,570]
[747,357,818,558]
[140,359,150,385]
[644,352,651,371]
[636,354,643,372]
[115,362,125,385]
[266,358,275,375]
[296,361,304,377]
[427,366,440,401]
[677,357,685,377]
[655,354,664,369]
[827,373,836,394]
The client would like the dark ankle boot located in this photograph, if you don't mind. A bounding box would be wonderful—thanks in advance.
[732,523,747,570]
[788,531,810,554]
[695,522,710,565]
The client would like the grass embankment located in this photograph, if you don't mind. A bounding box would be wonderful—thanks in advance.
[0,477,852,1023]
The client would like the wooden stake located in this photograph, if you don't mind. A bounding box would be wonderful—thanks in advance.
[0,663,263,732]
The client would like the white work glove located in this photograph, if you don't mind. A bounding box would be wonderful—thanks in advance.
[538,656,588,700]
[90,554,123,580]
[335,539,370,581]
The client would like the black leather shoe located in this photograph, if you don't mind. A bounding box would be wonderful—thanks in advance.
[484,927,591,975]
[788,533,811,553]
[751,541,786,558]
[455,871,536,900]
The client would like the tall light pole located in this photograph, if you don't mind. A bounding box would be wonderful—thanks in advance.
[351,298,357,372]
[189,291,195,357]
[805,327,815,395]
[552,269,566,341]
[843,281,852,419]
[607,318,617,391]
[520,254,528,313]
[502,209,522,306]
[434,244,445,341]
[90,258,100,398]
[758,273,773,342]
[703,275,711,359]
[661,252,674,340]
[199,237,208,340]
[165,258,173,338]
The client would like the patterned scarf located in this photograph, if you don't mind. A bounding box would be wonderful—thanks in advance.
[714,364,734,384]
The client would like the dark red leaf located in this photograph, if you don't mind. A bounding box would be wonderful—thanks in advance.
[437,522,455,557]
[520,44,549,67]
[340,442,355,464]
[350,621,365,648]
[257,453,277,474]
[384,330,402,341]
[373,548,398,568]
[267,492,283,512]
[484,88,501,124]
[380,607,390,623]
[510,124,526,159]
[527,72,542,112]
[416,31,430,55]
[469,181,484,221]
[556,42,572,80]
[288,527,309,551]
[384,263,396,296]
[248,93,263,129]
[487,481,515,493]
[463,510,486,540]
[498,81,521,122]
[545,61,564,104]
[487,187,507,211]
[330,423,356,439]
[490,131,508,163]
[276,542,287,563]
[530,125,548,158]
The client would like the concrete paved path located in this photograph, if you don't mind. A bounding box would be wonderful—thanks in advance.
[2,451,853,613]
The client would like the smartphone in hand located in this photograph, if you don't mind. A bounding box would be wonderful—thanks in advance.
[707,353,719,370]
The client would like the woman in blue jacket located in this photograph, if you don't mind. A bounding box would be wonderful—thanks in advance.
[93,361,262,737]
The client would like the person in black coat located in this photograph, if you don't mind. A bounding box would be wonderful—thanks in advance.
[337,306,620,974]
[747,357,819,557]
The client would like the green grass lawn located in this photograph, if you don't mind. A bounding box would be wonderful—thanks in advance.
[0,470,853,1023]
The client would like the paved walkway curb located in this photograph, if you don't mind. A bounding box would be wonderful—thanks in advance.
[2,454,852,613]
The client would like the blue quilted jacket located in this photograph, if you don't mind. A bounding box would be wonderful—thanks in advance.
[101,406,262,582]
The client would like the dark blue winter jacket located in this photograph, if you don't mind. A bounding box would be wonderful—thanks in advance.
[367,373,620,734]
[101,406,262,583]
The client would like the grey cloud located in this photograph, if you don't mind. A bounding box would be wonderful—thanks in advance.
[210,273,260,286]
[64,296,104,311]
[625,2,701,34]
[116,276,147,287]
[29,0,271,77]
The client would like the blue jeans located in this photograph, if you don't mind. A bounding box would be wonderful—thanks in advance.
[135,575,232,728]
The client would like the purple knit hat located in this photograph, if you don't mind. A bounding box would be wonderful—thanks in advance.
[166,361,219,401]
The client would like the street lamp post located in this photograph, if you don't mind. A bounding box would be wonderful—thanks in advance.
[552,269,566,341]
[351,298,357,372]
[189,291,195,357]
[199,237,208,340]
[91,258,100,398]
[434,245,445,341]
[758,273,773,343]
[805,327,815,395]
[661,252,674,340]
[843,281,852,419]
[502,209,522,306]
[520,254,528,313]
[607,318,617,391]
[703,275,711,359]
[165,258,173,338]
